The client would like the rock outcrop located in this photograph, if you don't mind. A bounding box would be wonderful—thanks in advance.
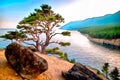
[0,49,107,80]
[5,42,48,79]
[62,63,103,80]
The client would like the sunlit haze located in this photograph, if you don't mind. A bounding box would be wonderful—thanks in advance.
[1,0,120,28]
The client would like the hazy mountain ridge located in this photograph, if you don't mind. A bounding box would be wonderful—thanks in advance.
[61,11,120,30]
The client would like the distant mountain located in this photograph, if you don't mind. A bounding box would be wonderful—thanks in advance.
[61,11,120,30]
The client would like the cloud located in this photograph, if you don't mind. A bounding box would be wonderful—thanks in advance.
[56,0,120,23]
[0,18,18,28]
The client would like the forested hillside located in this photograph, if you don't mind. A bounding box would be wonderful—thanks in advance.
[79,26,120,39]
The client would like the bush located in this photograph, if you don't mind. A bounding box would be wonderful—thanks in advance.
[110,67,119,80]
[46,48,75,63]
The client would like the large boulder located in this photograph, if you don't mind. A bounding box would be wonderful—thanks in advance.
[62,63,103,80]
[5,42,48,79]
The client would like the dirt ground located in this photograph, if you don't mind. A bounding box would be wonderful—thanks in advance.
[0,49,106,80]
[0,50,73,80]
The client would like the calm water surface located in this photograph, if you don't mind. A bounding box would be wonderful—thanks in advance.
[50,30,120,70]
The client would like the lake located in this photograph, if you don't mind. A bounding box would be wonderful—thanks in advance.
[0,28,120,71]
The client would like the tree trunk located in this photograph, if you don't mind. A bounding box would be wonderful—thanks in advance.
[106,72,109,80]
[41,22,51,54]
[36,40,41,52]
[41,45,47,54]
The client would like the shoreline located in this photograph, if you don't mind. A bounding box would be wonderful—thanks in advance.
[85,34,120,50]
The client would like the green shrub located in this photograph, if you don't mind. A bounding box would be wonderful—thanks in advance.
[110,67,119,80]
[46,48,75,63]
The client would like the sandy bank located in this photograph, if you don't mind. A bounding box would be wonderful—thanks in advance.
[85,34,120,49]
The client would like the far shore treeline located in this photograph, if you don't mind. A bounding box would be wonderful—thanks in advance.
[79,25,120,39]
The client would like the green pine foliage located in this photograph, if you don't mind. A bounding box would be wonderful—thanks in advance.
[102,63,110,79]
[100,63,120,80]
[110,67,119,80]
[59,42,71,47]
[0,31,27,41]
[61,31,71,36]
[46,48,75,63]
[0,4,71,54]
[97,70,102,75]
[79,26,120,39]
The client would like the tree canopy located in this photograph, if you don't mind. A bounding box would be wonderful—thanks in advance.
[1,4,71,54]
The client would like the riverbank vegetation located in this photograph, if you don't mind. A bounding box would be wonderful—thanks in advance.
[79,25,120,39]
[99,63,120,80]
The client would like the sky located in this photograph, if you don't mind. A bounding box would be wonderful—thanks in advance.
[1,0,120,28]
